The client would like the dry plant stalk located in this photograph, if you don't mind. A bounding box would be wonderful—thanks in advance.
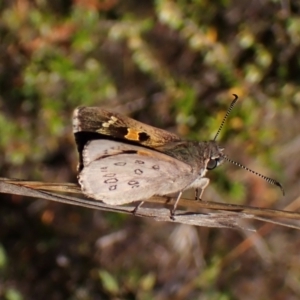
[1,177,300,230]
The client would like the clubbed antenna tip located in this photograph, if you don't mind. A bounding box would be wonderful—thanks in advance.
[273,181,285,196]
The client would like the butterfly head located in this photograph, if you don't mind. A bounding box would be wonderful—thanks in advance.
[205,140,225,171]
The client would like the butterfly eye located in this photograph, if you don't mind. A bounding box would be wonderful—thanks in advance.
[207,158,219,170]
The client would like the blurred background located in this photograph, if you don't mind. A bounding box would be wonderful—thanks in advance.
[1,0,300,299]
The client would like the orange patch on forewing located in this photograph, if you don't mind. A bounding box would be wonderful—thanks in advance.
[125,128,141,141]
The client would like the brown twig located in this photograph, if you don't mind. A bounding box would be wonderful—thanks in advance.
[1,177,300,230]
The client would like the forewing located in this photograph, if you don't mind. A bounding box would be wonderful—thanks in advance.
[73,106,181,147]
[79,140,197,205]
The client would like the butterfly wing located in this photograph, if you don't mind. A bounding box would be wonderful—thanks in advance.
[79,140,198,205]
[73,106,181,147]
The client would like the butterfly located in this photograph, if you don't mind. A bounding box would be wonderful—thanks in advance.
[73,95,284,218]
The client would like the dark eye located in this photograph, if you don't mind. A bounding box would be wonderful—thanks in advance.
[207,159,219,170]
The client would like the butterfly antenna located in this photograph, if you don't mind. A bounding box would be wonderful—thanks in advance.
[223,155,285,196]
[213,94,239,141]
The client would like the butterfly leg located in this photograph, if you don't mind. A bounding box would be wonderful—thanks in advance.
[132,201,144,215]
[170,191,183,220]
[197,187,206,201]
[189,178,210,200]
[171,178,209,219]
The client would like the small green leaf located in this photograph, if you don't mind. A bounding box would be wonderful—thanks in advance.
[5,288,23,300]
[98,270,119,294]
